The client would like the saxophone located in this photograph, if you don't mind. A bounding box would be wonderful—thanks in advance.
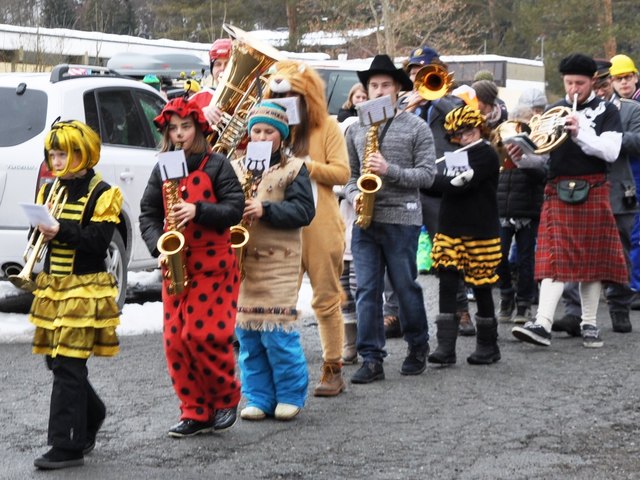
[156,144,189,296]
[355,124,383,229]
[230,169,253,281]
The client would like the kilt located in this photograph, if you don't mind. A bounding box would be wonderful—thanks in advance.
[431,233,502,286]
[535,174,628,284]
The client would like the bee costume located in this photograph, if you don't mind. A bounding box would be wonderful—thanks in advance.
[30,120,123,470]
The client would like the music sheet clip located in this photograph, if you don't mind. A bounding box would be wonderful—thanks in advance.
[157,150,188,181]
[356,95,395,127]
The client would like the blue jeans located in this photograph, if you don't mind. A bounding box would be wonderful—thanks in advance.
[497,219,538,305]
[352,222,428,363]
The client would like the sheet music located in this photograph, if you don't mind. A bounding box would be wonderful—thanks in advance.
[245,141,272,177]
[269,96,300,125]
[444,151,470,177]
[20,203,58,228]
[157,150,188,181]
[356,95,395,127]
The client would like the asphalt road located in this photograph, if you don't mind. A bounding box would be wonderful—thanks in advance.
[1,275,639,479]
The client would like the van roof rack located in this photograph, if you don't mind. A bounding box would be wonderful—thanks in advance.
[50,64,122,83]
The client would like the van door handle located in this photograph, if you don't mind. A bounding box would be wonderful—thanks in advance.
[120,170,135,182]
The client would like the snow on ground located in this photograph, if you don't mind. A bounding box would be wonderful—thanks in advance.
[0,271,314,343]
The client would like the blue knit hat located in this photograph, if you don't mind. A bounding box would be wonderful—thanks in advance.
[247,101,290,140]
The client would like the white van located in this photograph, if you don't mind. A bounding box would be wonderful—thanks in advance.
[0,65,167,306]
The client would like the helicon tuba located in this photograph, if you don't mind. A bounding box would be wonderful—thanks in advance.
[208,24,285,158]
[8,178,68,292]
[156,144,188,296]
[354,125,383,229]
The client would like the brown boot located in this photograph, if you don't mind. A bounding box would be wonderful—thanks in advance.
[384,315,402,338]
[457,311,476,336]
[342,323,358,365]
[313,362,345,397]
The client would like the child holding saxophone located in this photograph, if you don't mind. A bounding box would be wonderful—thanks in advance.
[139,97,245,437]
[30,120,122,470]
[231,101,315,422]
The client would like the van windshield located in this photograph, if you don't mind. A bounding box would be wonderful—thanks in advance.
[0,86,47,147]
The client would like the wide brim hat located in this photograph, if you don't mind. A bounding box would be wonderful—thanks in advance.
[358,55,413,92]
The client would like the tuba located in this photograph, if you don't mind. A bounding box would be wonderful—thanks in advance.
[156,144,189,296]
[354,125,383,229]
[9,178,68,292]
[230,169,253,281]
[207,24,285,158]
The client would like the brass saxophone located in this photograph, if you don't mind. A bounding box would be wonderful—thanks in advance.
[157,144,188,296]
[355,124,383,229]
[230,169,253,280]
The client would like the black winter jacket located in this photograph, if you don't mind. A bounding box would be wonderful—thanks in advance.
[139,151,244,257]
[496,167,546,219]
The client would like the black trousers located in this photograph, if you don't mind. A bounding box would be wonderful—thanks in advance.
[45,355,106,450]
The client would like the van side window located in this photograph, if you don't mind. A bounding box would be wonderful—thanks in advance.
[135,91,165,148]
[88,90,147,147]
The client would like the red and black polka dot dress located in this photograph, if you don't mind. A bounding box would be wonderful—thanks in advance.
[162,155,241,423]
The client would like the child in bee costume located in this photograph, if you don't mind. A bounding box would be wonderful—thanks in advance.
[29,120,123,470]
[427,106,502,366]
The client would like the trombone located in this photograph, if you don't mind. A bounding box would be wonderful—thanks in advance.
[9,178,68,292]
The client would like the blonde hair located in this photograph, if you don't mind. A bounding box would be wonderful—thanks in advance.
[44,120,101,177]
[342,83,367,110]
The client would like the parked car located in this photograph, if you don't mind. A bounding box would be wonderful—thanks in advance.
[312,59,372,116]
[0,64,167,307]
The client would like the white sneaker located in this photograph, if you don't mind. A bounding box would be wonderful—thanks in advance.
[274,403,300,421]
[240,406,266,421]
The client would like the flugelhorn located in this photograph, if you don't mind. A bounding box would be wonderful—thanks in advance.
[207,24,285,158]
[9,178,68,292]
[157,144,188,296]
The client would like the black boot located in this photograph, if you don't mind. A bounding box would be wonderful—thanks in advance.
[427,313,459,365]
[467,316,501,365]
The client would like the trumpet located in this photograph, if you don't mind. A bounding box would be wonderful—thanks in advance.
[9,178,68,292]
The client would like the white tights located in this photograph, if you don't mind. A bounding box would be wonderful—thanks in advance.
[535,278,602,332]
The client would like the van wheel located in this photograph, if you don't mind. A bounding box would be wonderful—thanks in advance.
[106,230,127,309]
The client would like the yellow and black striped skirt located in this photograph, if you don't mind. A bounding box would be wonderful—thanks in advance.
[29,271,120,359]
[431,233,502,286]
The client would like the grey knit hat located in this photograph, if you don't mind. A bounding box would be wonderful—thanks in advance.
[517,88,548,109]
[471,80,498,105]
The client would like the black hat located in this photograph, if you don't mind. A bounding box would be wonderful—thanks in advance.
[559,53,597,77]
[358,54,413,92]
[594,58,612,79]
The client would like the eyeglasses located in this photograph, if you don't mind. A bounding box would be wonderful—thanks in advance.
[612,74,636,83]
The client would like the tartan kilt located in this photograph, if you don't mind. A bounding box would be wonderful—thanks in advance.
[535,174,628,284]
